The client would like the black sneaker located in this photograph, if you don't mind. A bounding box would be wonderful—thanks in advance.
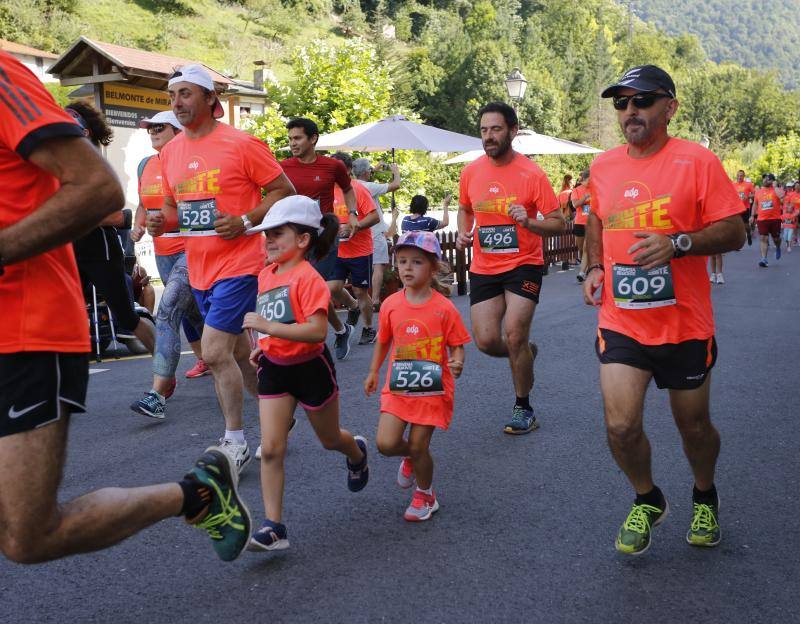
[347,436,369,492]
[346,307,361,327]
[334,323,353,360]
[358,327,377,345]
[247,519,290,552]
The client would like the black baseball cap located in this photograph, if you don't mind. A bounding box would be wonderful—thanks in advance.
[763,173,776,181]
[601,65,676,98]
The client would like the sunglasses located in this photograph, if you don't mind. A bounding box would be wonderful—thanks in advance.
[147,124,168,135]
[612,92,673,111]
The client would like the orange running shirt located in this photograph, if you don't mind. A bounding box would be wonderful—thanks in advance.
[572,184,591,226]
[333,179,375,258]
[459,152,560,273]
[588,137,743,345]
[378,289,471,430]
[138,155,184,256]
[754,187,782,221]
[256,260,331,363]
[732,180,754,210]
[781,209,797,229]
[558,188,572,212]
[0,52,89,353]
[160,123,284,290]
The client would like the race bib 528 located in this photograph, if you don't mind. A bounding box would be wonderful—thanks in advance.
[178,199,218,236]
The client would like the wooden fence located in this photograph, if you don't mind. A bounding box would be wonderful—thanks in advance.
[390,222,579,296]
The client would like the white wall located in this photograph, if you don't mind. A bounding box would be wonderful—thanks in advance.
[12,53,58,83]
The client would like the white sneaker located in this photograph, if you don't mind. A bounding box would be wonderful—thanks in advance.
[716,273,725,284]
[709,273,716,283]
[218,438,251,475]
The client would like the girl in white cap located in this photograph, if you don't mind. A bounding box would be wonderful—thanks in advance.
[242,195,369,552]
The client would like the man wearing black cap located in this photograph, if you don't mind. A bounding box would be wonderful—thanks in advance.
[583,65,746,555]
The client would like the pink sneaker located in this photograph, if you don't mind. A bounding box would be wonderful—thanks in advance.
[403,490,439,522]
[185,359,211,379]
[397,457,415,489]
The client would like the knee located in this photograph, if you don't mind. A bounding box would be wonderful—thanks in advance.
[318,434,342,452]
[258,439,287,463]
[473,330,500,354]
[677,416,714,441]
[504,329,529,353]
[606,419,644,447]
[407,438,430,459]
[0,527,49,564]
[376,433,400,457]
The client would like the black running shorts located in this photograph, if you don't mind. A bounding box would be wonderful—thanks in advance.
[257,346,338,410]
[573,223,586,237]
[469,264,543,306]
[0,352,88,438]
[595,328,717,390]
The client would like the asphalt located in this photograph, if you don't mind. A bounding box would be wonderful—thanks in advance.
[1,242,798,623]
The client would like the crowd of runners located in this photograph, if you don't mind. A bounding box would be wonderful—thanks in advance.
[1,54,765,565]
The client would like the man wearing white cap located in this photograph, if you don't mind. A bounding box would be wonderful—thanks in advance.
[131,110,207,420]
[147,65,296,473]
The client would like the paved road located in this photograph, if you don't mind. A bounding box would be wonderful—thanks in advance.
[2,244,798,623]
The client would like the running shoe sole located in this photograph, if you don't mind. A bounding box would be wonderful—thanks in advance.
[404,498,440,522]
[503,421,539,435]
[615,501,670,556]
[129,401,164,420]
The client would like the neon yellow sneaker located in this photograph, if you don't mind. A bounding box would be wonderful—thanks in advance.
[615,500,669,555]
[686,501,721,547]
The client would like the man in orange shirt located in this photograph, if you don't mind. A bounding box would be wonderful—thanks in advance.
[732,169,755,246]
[457,102,565,434]
[148,65,296,473]
[584,65,745,555]
[751,173,783,267]
[0,52,250,564]
[571,170,591,281]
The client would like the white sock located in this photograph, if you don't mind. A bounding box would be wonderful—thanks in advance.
[225,429,246,445]
[334,326,347,335]
[417,486,433,496]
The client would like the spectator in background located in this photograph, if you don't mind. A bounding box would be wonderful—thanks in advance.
[352,157,401,310]
[401,194,451,233]
[558,174,574,220]
[571,170,591,282]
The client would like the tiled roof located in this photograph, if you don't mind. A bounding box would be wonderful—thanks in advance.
[0,39,58,59]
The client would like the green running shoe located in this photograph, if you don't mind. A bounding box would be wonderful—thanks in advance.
[615,500,669,555]
[186,446,252,562]
[686,500,721,547]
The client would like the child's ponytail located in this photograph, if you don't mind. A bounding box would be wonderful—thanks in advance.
[307,213,339,262]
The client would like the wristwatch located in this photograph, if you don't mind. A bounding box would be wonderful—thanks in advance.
[670,233,692,258]
[241,214,253,231]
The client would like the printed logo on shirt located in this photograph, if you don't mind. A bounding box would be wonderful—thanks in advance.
[473,180,518,215]
[188,161,199,170]
[605,180,674,232]
[394,318,443,362]
[406,325,420,335]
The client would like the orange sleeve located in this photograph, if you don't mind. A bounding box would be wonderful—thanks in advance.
[698,155,748,226]
[377,301,394,344]
[241,134,284,188]
[357,183,376,217]
[444,303,471,347]
[296,267,331,319]
[458,167,472,209]
[534,171,560,216]
[0,52,84,158]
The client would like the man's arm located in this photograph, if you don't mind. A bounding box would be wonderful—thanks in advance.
[99,210,125,228]
[131,202,146,242]
[215,173,296,239]
[455,204,475,250]
[582,212,604,306]
[509,205,566,236]
[343,186,358,229]
[386,164,401,193]
[0,136,123,265]
[353,210,380,234]
[436,194,452,230]
[628,215,746,270]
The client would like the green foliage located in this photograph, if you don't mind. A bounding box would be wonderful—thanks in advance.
[751,133,800,182]
[44,83,74,107]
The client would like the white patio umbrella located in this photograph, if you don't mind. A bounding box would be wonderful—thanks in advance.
[315,114,483,154]
[443,129,601,164]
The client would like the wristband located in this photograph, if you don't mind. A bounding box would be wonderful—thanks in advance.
[586,263,604,274]
[241,214,253,231]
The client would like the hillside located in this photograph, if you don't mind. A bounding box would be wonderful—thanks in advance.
[633,0,800,87]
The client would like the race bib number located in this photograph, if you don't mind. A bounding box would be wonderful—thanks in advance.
[761,200,773,210]
[389,360,444,396]
[478,224,519,254]
[738,192,746,200]
[178,199,218,236]
[612,264,676,309]
[256,286,295,338]
[582,204,590,216]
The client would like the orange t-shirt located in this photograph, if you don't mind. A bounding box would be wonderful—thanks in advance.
[255,260,331,364]
[588,137,743,345]
[571,184,591,226]
[754,187,782,221]
[558,188,572,211]
[459,152,560,273]
[781,209,797,229]
[0,51,89,353]
[160,123,284,290]
[333,180,375,258]
[378,289,471,430]
[732,180,754,210]
[784,191,800,211]
[138,155,184,256]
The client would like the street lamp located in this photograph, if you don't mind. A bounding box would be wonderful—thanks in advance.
[505,68,528,108]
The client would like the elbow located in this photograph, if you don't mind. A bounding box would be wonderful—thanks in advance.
[95,171,125,217]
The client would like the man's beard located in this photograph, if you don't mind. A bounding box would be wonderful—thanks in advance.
[622,118,652,146]
[483,133,513,158]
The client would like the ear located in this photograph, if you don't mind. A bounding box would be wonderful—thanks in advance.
[297,231,312,249]
[665,98,679,122]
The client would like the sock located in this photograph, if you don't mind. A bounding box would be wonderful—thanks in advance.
[693,484,718,506]
[178,477,212,519]
[334,325,347,335]
[515,395,532,411]
[417,486,433,496]
[635,485,665,509]
[224,429,246,445]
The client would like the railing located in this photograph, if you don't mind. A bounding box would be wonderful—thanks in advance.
[390,222,578,296]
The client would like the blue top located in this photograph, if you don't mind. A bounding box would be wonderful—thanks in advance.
[402,215,439,233]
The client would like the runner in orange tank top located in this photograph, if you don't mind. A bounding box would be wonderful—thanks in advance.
[584,65,745,556]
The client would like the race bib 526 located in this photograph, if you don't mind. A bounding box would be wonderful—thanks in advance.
[389,360,444,396]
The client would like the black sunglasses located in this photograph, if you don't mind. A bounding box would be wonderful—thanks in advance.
[147,124,168,135]
[612,92,673,111]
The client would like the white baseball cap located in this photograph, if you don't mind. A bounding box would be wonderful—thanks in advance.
[168,64,224,119]
[138,110,184,130]
[248,195,325,235]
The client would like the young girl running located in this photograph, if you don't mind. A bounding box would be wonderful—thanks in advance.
[364,231,470,521]
[242,195,369,551]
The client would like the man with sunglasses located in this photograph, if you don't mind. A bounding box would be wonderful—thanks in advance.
[130,110,207,420]
[147,65,296,473]
[583,65,745,555]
